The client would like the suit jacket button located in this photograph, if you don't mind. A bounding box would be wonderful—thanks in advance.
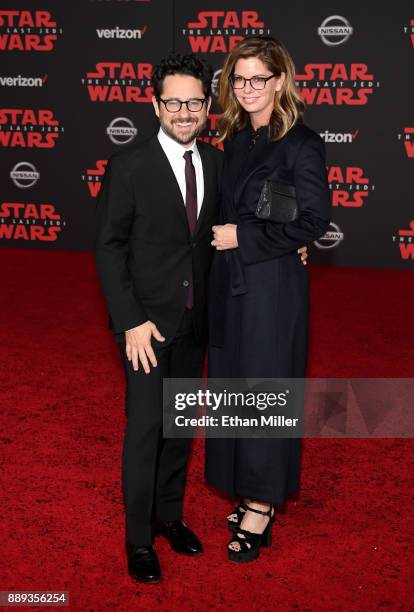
[183,280,189,287]
[191,242,197,248]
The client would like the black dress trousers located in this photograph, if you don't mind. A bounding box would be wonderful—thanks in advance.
[119,308,205,546]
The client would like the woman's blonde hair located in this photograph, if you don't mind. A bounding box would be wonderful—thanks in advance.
[218,36,305,142]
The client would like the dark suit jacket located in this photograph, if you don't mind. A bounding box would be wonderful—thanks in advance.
[95,134,222,345]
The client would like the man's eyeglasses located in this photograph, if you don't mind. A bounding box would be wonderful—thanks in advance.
[229,74,277,90]
[158,98,207,113]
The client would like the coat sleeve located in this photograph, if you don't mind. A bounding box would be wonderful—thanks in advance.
[236,133,331,265]
[95,155,148,334]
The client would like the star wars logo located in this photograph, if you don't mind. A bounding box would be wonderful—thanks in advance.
[402,19,414,48]
[82,160,108,197]
[182,11,270,53]
[82,62,153,102]
[328,166,374,207]
[198,114,223,151]
[0,10,62,52]
[397,127,414,158]
[296,64,380,105]
[0,202,65,241]
[393,220,414,260]
[0,109,64,148]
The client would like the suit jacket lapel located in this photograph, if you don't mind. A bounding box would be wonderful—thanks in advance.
[149,135,189,232]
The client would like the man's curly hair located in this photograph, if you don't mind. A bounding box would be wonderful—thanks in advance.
[152,53,213,99]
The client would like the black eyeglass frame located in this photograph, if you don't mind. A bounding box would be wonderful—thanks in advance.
[158,98,208,112]
[229,74,278,90]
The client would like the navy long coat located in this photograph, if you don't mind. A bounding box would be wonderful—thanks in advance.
[205,122,331,505]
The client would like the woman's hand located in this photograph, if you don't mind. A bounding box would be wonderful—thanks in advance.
[212,224,238,250]
[297,245,308,265]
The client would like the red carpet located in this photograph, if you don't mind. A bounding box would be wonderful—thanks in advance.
[1,249,413,610]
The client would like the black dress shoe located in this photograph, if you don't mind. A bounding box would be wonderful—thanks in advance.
[126,543,161,583]
[155,520,203,556]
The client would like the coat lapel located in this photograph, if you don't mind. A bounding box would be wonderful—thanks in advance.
[226,127,250,202]
[194,142,214,236]
[233,131,270,206]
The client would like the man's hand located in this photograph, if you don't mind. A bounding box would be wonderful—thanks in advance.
[125,321,165,374]
[297,245,308,265]
[212,224,238,250]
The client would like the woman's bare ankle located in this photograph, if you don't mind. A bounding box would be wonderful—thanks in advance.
[244,499,271,512]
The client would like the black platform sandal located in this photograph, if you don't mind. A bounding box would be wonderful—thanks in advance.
[226,502,247,532]
[227,504,275,563]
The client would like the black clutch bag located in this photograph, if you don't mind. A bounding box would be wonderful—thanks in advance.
[255,180,298,223]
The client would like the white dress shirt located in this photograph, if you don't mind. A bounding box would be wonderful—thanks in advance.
[157,127,204,218]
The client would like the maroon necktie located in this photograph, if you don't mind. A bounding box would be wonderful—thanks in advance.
[183,150,197,308]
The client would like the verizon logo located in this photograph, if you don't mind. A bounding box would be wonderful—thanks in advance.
[320,129,359,143]
[96,26,147,39]
[0,74,47,87]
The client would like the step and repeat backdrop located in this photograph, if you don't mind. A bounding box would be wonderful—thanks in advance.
[0,0,413,268]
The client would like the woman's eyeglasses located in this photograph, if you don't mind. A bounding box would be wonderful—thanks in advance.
[158,98,207,113]
[229,74,277,90]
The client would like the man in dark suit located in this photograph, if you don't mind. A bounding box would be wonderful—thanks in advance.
[96,53,308,583]
[96,54,221,583]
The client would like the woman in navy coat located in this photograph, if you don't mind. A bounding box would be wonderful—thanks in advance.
[205,36,331,562]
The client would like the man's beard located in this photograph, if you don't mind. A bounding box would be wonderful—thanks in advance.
[160,116,207,145]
